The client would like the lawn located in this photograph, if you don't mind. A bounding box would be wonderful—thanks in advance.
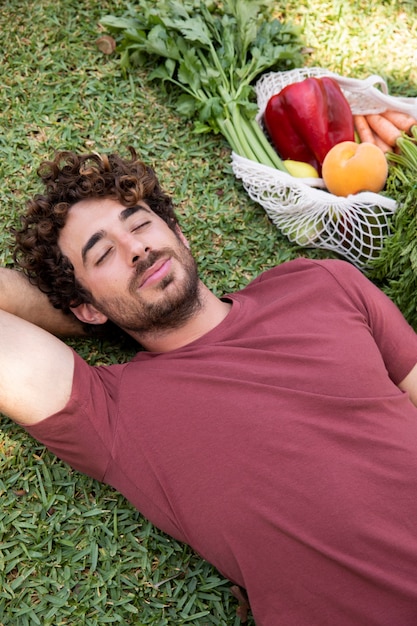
[0,1,416,624]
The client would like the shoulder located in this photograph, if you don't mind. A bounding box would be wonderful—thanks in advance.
[247,257,363,289]
[22,351,132,481]
[232,258,381,317]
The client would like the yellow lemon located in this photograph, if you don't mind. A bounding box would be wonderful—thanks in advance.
[284,160,319,178]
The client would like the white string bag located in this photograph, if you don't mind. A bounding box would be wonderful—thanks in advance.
[232,67,417,268]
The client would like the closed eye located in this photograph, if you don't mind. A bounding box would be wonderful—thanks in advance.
[94,221,150,264]
[95,247,113,266]
[132,220,151,232]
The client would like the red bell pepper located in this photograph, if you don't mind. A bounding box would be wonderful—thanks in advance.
[263,76,354,174]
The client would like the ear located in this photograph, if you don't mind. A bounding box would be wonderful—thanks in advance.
[175,225,190,249]
[70,303,108,326]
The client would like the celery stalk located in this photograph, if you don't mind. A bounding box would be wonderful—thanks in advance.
[101,0,305,171]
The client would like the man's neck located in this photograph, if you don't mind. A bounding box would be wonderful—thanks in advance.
[127,282,231,353]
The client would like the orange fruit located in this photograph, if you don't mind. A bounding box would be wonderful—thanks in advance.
[322,141,388,196]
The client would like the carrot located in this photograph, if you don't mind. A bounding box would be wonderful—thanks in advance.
[380,109,417,133]
[353,114,375,144]
[365,114,402,147]
[371,130,393,153]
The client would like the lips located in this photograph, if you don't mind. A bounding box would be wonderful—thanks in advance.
[137,257,172,289]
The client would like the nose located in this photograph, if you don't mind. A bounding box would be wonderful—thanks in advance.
[122,233,150,266]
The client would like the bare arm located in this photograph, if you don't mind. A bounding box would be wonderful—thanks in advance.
[0,267,84,336]
[399,363,417,407]
[0,309,75,425]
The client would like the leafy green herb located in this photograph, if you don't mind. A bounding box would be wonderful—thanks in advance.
[369,128,417,329]
[101,0,306,171]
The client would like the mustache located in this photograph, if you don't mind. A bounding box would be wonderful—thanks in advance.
[133,250,168,277]
[128,248,177,293]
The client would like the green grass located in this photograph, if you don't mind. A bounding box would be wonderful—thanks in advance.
[1,1,416,624]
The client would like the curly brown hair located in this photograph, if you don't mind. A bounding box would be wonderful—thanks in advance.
[14,147,178,315]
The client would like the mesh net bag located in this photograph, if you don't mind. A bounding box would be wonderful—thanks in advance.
[232,67,417,268]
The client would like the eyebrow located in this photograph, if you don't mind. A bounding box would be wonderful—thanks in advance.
[81,204,150,265]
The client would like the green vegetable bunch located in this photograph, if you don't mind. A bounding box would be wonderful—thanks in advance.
[101,0,306,171]
[369,127,417,329]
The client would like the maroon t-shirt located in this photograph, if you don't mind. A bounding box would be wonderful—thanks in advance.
[25,259,417,625]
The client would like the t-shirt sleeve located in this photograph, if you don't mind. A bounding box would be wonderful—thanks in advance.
[22,349,123,481]
[319,259,417,384]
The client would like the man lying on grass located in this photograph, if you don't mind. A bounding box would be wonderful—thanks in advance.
[1,147,417,626]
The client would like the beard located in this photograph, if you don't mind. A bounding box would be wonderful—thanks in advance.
[88,241,202,336]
